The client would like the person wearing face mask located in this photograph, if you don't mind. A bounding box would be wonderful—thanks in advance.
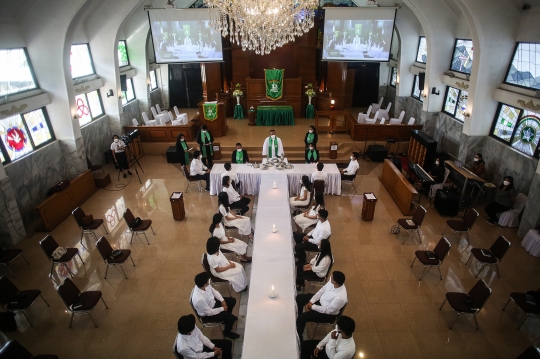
[190,150,210,191]
[296,238,332,290]
[340,152,359,181]
[485,176,516,224]
[290,175,312,212]
[230,143,249,164]
[262,129,284,159]
[222,175,250,215]
[175,133,193,166]
[174,313,233,359]
[428,157,445,184]
[294,209,331,265]
[305,144,320,164]
[304,125,318,149]
[471,153,486,179]
[300,315,356,359]
[196,124,214,167]
[110,135,132,178]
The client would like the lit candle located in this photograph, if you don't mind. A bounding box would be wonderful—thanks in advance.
[272,224,276,232]
[274,181,276,188]
[271,285,276,297]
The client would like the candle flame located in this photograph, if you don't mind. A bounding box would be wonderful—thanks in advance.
[272,285,274,290]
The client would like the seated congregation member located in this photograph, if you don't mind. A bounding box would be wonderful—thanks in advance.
[305,143,320,164]
[485,176,516,224]
[290,175,312,212]
[190,272,240,340]
[222,176,250,215]
[294,192,325,234]
[210,213,251,262]
[471,153,486,179]
[231,143,249,164]
[196,124,214,167]
[218,192,253,240]
[300,316,356,359]
[174,314,232,359]
[175,133,192,166]
[205,237,248,292]
[340,152,359,180]
[294,209,331,264]
[296,271,348,342]
[190,150,210,191]
[296,238,332,290]
[221,163,239,190]
[311,162,328,184]
[304,125,318,149]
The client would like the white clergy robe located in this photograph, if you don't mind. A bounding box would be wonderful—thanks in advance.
[262,136,284,158]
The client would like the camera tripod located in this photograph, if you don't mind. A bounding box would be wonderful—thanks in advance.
[117,155,145,184]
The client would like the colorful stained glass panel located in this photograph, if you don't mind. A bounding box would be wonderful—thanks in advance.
[118,41,129,67]
[75,94,92,126]
[505,43,540,90]
[23,109,52,147]
[150,70,157,90]
[0,48,38,96]
[70,44,95,79]
[412,75,423,102]
[511,111,540,156]
[416,36,427,63]
[492,104,520,142]
[390,67,397,87]
[0,150,5,163]
[0,114,33,160]
[450,40,473,74]
[87,90,103,118]
[122,78,135,106]
[455,90,469,121]
[444,87,459,115]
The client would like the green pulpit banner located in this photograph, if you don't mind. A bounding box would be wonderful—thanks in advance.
[234,104,244,119]
[203,103,218,121]
[265,69,284,100]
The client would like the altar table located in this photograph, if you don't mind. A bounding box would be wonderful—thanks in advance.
[256,105,295,126]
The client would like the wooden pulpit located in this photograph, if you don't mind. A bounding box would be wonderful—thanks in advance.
[197,101,227,137]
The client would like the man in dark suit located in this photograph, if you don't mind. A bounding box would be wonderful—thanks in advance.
[231,143,249,164]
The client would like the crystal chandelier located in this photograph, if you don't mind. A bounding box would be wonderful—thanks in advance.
[205,0,318,55]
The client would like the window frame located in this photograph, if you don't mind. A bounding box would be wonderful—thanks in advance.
[149,70,158,91]
[0,107,56,164]
[503,42,540,91]
[118,40,130,68]
[121,78,136,106]
[70,43,96,80]
[411,75,423,102]
[390,67,397,88]
[0,47,40,97]
[415,36,427,64]
[442,85,468,122]
[76,89,105,127]
[449,38,474,75]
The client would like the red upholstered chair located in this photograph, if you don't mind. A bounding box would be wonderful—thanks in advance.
[95,237,135,279]
[466,235,511,278]
[410,237,451,280]
[38,235,84,278]
[0,248,29,278]
[201,253,231,297]
[123,208,154,245]
[442,208,479,246]
[502,289,540,330]
[72,207,108,245]
[0,276,50,327]
[397,205,427,244]
[56,278,108,328]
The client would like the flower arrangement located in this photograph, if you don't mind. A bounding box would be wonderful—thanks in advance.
[249,106,255,112]
[232,83,243,97]
[305,83,316,97]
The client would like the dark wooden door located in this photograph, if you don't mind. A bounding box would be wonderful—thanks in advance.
[169,64,203,108]
[349,62,379,107]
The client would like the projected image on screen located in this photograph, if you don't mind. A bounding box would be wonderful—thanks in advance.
[149,9,223,63]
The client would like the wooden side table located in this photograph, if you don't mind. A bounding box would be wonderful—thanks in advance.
[361,192,377,221]
[170,192,185,221]
[248,110,256,126]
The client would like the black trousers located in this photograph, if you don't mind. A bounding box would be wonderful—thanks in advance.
[341,173,355,181]
[485,201,511,222]
[115,151,129,170]
[300,341,330,359]
[294,233,319,264]
[296,295,336,341]
[193,173,210,190]
[199,340,233,359]
[296,268,321,287]
[201,297,237,333]
[201,146,213,168]
[230,197,251,215]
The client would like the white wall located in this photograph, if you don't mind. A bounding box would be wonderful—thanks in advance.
[0,21,25,48]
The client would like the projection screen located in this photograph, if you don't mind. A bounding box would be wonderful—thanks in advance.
[322,7,396,62]
[148,9,223,63]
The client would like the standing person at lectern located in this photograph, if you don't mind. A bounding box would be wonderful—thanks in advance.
[262,129,284,159]
[231,143,249,164]
[196,124,214,168]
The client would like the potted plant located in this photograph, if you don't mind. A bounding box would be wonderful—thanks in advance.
[305,83,316,105]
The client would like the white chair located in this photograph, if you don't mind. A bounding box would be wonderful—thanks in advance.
[371,98,383,114]
[150,106,159,117]
[498,193,528,227]
[429,168,450,198]
[365,111,378,125]
[155,104,167,114]
[378,97,383,106]
[379,118,386,125]
[357,105,372,124]
[390,111,405,125]
[379,102,392,120]
[132,118,138,126]
[173,106,189,125]
[142,112,157,126]
[407,117,415,125]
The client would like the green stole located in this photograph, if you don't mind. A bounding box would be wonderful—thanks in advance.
[200,131,213,157]
[180,141,189,165]
[235,150,243,163]
[308,149,317,162]
[306,133,314,144]
[268,137,279,158]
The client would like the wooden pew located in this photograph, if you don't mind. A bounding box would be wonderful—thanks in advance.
[379,159,418,215]
[345,111,423,142]
[123,120,198,142]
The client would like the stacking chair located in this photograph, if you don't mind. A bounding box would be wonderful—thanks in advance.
[0,276,50,327]
[0,248,29,278]
[150,106,160,117]
[410,237,451,280]
[466,235,511,278]
[502,289,540,330]
[201,253,232,296]
[132,118,139,126]
[173,106,189,125]
[365,111,378,124]
[378,102,392,120]
[56,278,108,328]
[95,237,135,279]
[439,279,492,329]
[305,235,331,263]
[39,235,83,278]
[357,105,372,123]
[142,112,157,126]
[498,193,527,227]
[397,205,427,244]
[189,288,225,338]
[442,208,479,246]
[304,257,334,294]
[185,165,202,192]
[123,208,154,245]
[155,104,167,113]
[341,171,358,194]
[86,156,103,173]
[0,340,58,359]
[72,207,108,244]
[389,111,405,125]
[407,117,415,125]
[310,302,348,339]
[429,168,450,199]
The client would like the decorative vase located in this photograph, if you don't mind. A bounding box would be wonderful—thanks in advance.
[308,96,312,105]
[236,96,241,105]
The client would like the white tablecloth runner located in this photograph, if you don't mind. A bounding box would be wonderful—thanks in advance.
[522,229,540,257]
[242,174,299,359]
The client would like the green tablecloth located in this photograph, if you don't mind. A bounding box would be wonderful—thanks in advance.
[234,104,244,119]
[306,104,315,119]
[256,105,294,126]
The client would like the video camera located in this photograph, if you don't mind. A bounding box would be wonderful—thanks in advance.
[120,129,139,145]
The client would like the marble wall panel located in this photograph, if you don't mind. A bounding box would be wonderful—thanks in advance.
[122,99,141,127]
[0,176,26,246]
[519,172,540,237]
[432,113,463,158]
[422,111,439,137]
[59,137,87,178]
[386,86,397,118]
[458,134,486,164]
[150,88,163,110]
[81,115,111,166]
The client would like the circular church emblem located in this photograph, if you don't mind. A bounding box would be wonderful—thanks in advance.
[6,127,26,151]
[520,126,536,143]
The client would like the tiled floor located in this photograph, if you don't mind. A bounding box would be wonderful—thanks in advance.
[2,131,540,358]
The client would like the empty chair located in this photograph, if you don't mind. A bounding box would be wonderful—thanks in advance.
[397,205,427,244]
[365,111,379,124]
[142,112,157,126]
[0,340,58,359]
[0,247,29,278]
[357,105,372,123]
[132,118,138,126]
[378,97,384,106]
[201,253,232,296]
[173,106,189,125]
[155,104,166,113]
[502,289,540,330]
[168,111,175,123]
[185,165,202,192]
[123,208,154,245]
[498,193,528,227]
[410,237,451,280]
[429,168,450,198]
[95,236,135,279]
[439,279,492,329]
[466,235,511,278]
[0,276,50,327]
[39,235,84,278]
[442,208,479,246]
[72,207,108,244]
[150,106,159,117]
[56,278,108,328]
[379,118,386,125]
[389,111,405,124]
[378,102,392,120]
[86,156,103,173]
[407,117,415,125]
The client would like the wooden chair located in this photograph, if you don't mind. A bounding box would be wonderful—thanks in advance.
[56,278,108,328]
[0,276,50,327]
[39,235,83,278]
[410,237,451,280]
[201,253,232,297]
[466,236,511,278]
[95,236,135,279]
[439,279,492,329]
[123,208,154,245]
[0,248,29,278]
[397,205,427,244]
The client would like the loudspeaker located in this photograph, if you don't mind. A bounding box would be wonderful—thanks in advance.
[389,156,402,172]
[434,189,460,217]
[120,74,127,92]
[418,72,425,90]
[166,146,181,163]
[366,145,388,162]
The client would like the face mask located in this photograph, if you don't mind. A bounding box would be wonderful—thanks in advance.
[271,135,275,139]
[180,138,184,142]
[503,180,510,186]
[309,147,314,151]
[237,149,242,152]
[308,130,313,133]
[350,156,353,160]
[474,158,478,162]
[435,161,439,165]
[198,155,202,160]
[202,130,207,133]
[114,139,119,143]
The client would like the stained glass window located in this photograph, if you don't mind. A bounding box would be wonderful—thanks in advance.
[0,150,5,163]
[416,36,427,63]
[390,67,397,87]
[0,48,38,96]
[118,40,129,67]
[442,86,468,122]
[75,90,103,127]
[122,78,136,106]
[0,114,33,160]
[505,43,540,90]
[411,75,423,102]
[492,104,520,142]
[75,94,92,126]
[87,90,103,118]
[511,110,540,156]
[450,39,473,74]
[70,44,95,79]
[23,109,52,147]
[150,70,158,90]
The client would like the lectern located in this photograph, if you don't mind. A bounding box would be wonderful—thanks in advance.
[198,101,227,137]
[361,192,377,221]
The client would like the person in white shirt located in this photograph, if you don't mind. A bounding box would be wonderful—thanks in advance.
[300,316,356,359]
[205,236,248,292]
[262,129,284,158]
[296,238,332,289]
[311,162,329,184]
[210,213,251,262]
[296,271,348,342]
[341,152,359,181]
[290,175,312,212]
[190,272,239,339]
[218,192,253,239]
[222,175,250,215]
[294,192,325,233]
[174,314,232,359]
[110,135,132,178]
[190,150,210,191]
[220,163,240,191]
[294,209,331,264]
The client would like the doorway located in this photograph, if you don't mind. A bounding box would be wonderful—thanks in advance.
[169,64,203,108]
[349,62,380,107]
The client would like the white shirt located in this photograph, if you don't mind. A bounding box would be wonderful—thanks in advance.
[317,330,356,359]
[310,281,348,315]
[262,136,284,157]
[344,160,359,175]
[311,171,328,183]
[190,158,208,176]
[310,254,332,277]
[174,326,215,359]
[110,140,127,153]
[220,170,238,184]
[222,186,241,203]
[307,220,331,245]
[190,286,225,317]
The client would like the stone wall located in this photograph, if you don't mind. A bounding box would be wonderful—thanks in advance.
[121,99,141,127]
[0,176,26,246]
[150,88,163,110]
[432,113,463,158]
[386,86,397,118]
[396,96,423,125]
[81,115,112,166]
